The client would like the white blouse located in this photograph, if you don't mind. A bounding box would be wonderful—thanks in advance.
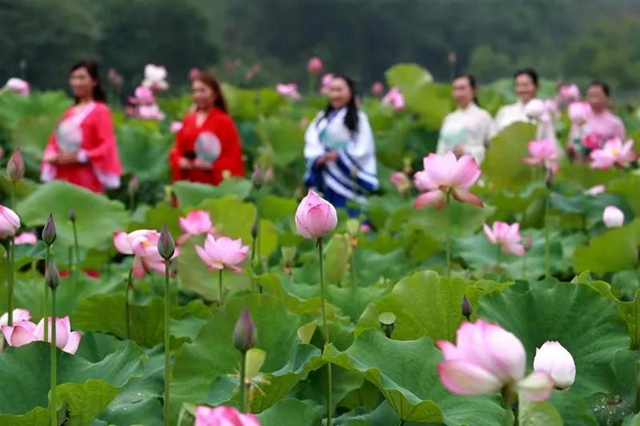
[436,103,494,164]
[494,100,557,144]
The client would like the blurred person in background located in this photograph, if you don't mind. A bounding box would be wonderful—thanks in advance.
[303,75,378,211]
[436,74,493,164]
[41,60,122,193]
[494,69,558,145]
[567,81,626,161]
[169,72,245,184]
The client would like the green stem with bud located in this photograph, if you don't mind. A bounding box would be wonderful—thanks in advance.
[544,193,551,278]
[317,238,332,426]
[239,351,247,412]
[44,246,50,342]
[71,219,80,282]
[218,270,224,305]
[163,261,171,426]
[445,192,452,278]
[7,237,14,325]
[126,268,133,339]
[50,287,57,426]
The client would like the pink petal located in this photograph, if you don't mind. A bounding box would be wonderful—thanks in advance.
[438,361,503,395]
[517,371,554,402]
[63,332,82,354]
[414,190,446,209]
[483,223,497,244]
[113,232,133,254]
[451,155,481,189]
[132,257,146,279]
[451,188,483,207]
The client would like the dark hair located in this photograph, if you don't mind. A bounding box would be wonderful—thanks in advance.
[513,68,539,88]
[323,74,359,133]
[193,72,228,113]
[70,60,106,103]
[453,73,480,106]
[589,81,611,97]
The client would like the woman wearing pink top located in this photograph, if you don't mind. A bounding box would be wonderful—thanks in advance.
[568,81,626,161]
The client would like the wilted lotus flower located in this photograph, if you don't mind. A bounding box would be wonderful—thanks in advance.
[559,84,580,103]
[437,319,553,401]
[413,152,482,210]
[568,102,592,125]
[371,81,384,96]
[307,57,323,74]
[483,221,526,256]
[4,78,29,96]
[142,64,169,91]
[590,138,636,170]
[276,83,301,100]
[603,205,624,228]
[194,406,259,426]
[382,87,405,111]
[533,341,576,389]
[524,99,545,120]
[0,205,20,239]
[320,73,333,94]
[295,190,338,239]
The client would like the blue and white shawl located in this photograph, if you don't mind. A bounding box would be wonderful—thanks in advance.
[303,108,378,204]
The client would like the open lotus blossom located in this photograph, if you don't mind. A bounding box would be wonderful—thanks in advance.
[2,316,82,354]
[559,84,581,103]
[4,78,30,96]
[129,86,155,105]
[178,210,215,244]
[295,189,338,239]
[413,152,483,210]
[0,308,31,326]
[524,99,545,120]
[483,221,526,256]
[543,99,559,118]
[196,235,249,272]
[437,319,553,401]
[170,121,183,134]
[533,341,576,389]
[382,87,405,111]
[320,73,334,94]
[390,172,411,194]
[371,81,384,96]
[14,232,37,245]
[137,104,165,121]
[142,64,169,90]
[585,185,606,196]
[0,205,20,238]
[195,405,260,426]
[114,230,178,278]
[276,83,301,100]
[568,101,591,124]
[603,205,624,228]
[524,139,558,172]
[307,57,323,74]
[590,138,637,169]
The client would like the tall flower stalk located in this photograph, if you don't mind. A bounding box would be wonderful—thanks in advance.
[233,307,256,413]
[4,150,23,326]
[158,225,175,426]
[69,209,79,283]
[46,260,60,426]
[42,214,57,341]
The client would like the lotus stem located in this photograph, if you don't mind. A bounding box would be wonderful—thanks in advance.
[126,268,133,339]
[317,238,332,426]
[72,218,80,281]
[50,288,57,426]
[44,247,50,342]
[239,351,247,412]
[163,261,171,426]
[544,193,550,278]
[446,192,452,278]
[7,237,14,325]
[218,270,224,304]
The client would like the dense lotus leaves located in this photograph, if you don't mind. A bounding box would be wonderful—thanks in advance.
[17,181,129,249]
[223,85,287,120]
[556,163,625,189]
[172,179,254,207]
[323,233,352,285]
[126,203,182,238]
[0,341,144,417]
[607,173,640,215]
[258,399,323,426]
[518,398,563,426]
[117,123,172,181]
[331,330,507,424]
[482,122,537,190]
[255,116,305,167]
[478,283,632,400]
[548,391,598,426]
[0,175,40,202]
[573,219,640,274]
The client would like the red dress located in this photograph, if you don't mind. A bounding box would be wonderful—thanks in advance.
[41,102,123,193]
[169,108,245,184]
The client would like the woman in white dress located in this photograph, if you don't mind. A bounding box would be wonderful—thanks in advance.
[303,75,378,211]
[494,69,557,144]
[436,74,493,164]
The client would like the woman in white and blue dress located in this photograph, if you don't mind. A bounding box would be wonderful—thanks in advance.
[436,74,494,164]
[303,75,378,211]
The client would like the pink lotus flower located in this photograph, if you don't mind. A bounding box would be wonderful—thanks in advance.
[568,102,591,124]
[137,104,165,121]
[189,67,202,80]
[0,205,20,238]
[195,405,259,426]
[437,319,553,401]
[543,99,559,118]
[360,223,372,233]
[559,84,580,103]
[603,205,624,228]
[533,341,576,389]
[583,132,602,150]
[129,86,155,105]
[524,99,545,120]
[390,172,411,194]
[114,230,178,278]
[585,185,605,196]
[382,87,405,111]
[295,190,338,239]
[4,78,29,96]
[523,139,558,172]
[170,121,183,134]
[0,309,31,326]
[483,222,526,256]
[2,316,82,354]
[320,73,334,94]
[371,81,384,96]
[413,152,482,210]
[195,235,249,272]
[178,210,215,244]
[14,232,37,245]
[590,138,637,169]
[142,64,169,91]
[307,57,323,74]
[276,83,301,100]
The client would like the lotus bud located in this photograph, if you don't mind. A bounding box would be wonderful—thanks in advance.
[251,218,259,239]
[523,235,533,251]
[68,208,76,223]
[603,206,624,228]
[42,214,56,246]
[128,175,140,197]
[158,225,175,261]
[6,148,24,181]
[251,164,264,189]
[545,167,555,189]
[378,312,396,339]
[233,307,257,353]
[264,167,274,182]
[461,295,472,321]
[45,260,60,290]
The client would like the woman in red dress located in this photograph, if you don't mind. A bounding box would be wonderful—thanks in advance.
[169,72,245,184]
[41,60,123,193]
